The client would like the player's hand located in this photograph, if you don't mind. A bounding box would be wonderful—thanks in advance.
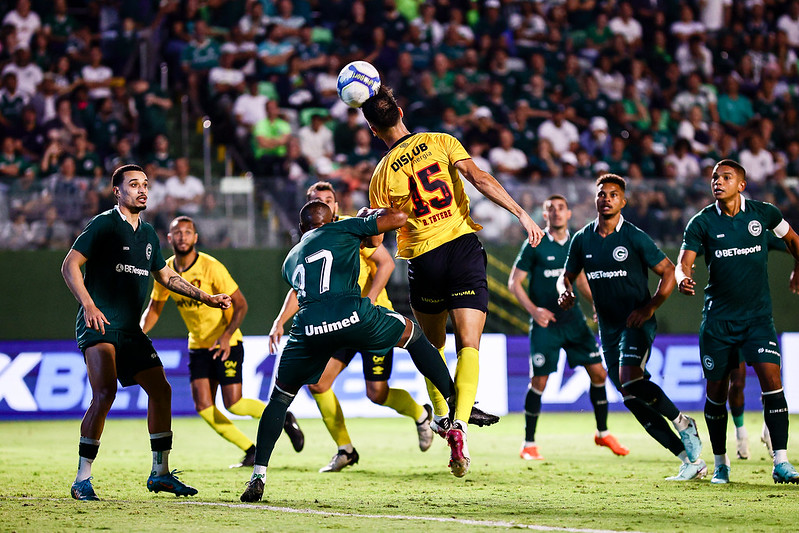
[558,290,575,310]
[520,213,545,248]
[356,207,371,218]
[207,293,232,309]
[268,323,283,354]
[626,305,655,328]
[84,303,110,334]
[678,277,696,296]
[531,307,556,328]
[212,335,232,360]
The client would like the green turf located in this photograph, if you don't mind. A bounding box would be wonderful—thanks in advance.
[2,412,799,532]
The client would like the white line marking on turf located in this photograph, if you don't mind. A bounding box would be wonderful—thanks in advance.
[180,501,643,533]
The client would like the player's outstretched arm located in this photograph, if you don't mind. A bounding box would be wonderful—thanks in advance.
[212,288,248,360]
[364,245,394,303]
[61,249,110,334]
[357,206,408,247]
[627,257,676,328]
[675,249,698,296]
[455,158,544,247]
[557,270,579,310]
[269,289,299,354]
[140,298,167,334]
[153,265,232,309]
[509,266,556,327]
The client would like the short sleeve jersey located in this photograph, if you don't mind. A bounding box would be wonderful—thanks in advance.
[369,132,482,259]
[681,197,784,320]
[151,252,243,349]
[513,231,582,324]
[282,215,380,306]
[565,216,666,327]
[71,208,166,334]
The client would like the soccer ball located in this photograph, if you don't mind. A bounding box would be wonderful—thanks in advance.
[336,61,381,108]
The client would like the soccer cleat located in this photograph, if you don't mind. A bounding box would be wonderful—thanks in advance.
[71,477,99,501]
[283,411,305,453]
[520,444,544,461]
[736,427,750,460]
[430,416,451,439]
[665,459,707,481]
[678,416,702,463]
[446,422,470,477]
[468,405,500,427]
[416,404,434,452]
[772,462,799,484]
[319,448,359,473]
[240,475,265,502]
[711,464,731,484]
[230,445,256,469]
[594,434,630,456]
[147,470,198,496]
[762,423,774,458]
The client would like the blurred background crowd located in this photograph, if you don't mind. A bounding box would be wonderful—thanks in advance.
[1,0,799,251]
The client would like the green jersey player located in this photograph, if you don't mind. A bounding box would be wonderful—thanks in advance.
[677,159,799,484]
[61,164,232,501]
[509,194,628,461]
[558,174,705,481]
[240,201,462,503]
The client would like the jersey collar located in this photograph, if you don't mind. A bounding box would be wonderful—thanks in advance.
[592,214,624,233]
[715,195,746,215]
[387,133,415,153]
[545,228,570,245]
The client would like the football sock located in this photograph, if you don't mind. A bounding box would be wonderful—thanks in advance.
[252,465,266,478]
[622,378,680,420]
[730,403,745,429]
[678,451,689,463]
[775,450,789,465]
[198,405,254,452]
[715,454,730,468]
[623,397,684,456]
[454,347,479,424]
[382,388,426,421]
[524,387,543,443]
[405,335,455,404]
[589,383,609,432]
[704,397,728,455]
[228,398,267,418]
[312,389,352,447]
[762,389,789,453]
[254,387,295,467]
[671,413,690,432]
[425,347,451,417]
[150,431,172,476]
[76,437,100,482]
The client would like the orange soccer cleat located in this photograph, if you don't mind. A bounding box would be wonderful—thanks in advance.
[595,433,630,456]
[519,444,544,461]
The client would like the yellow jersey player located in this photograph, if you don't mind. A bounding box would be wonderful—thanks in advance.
[141,216,304,468]
[269,182,434,473]
[362,85,544,476]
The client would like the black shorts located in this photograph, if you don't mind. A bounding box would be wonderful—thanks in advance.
[188,342,245,385]
[332,348,394,382]
[79,329,162,387]
[408,233,488,314]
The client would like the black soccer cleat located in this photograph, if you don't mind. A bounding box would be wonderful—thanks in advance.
[146,470,198,496]
[230,445,256,469]
[283,411,305,452]
[240,476,265,502]
[468,405,500,427]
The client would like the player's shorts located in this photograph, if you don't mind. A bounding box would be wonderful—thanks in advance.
[699,316,781,381]
[78,329,162,387]
[332,348,394,381]
[277,296,406,387]
[529,317,601,377]
[598,319,656,391]
[188,342,245,385]
[407,233,488,314]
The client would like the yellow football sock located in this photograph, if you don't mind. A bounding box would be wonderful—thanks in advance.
[312,389,351,447]
[425,347,450,416]
[198,405,253,452]
[454,347,480,424]
[383,388,426,420]
[227,398,267,418]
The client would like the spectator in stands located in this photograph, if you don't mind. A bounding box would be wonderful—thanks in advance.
[0,209,32,250]
[592,53,625,102]
[8,164,44,218]
[279,136,310,186]
[29,72,57,123]
[298,110,334,167]
[2,0,40,50]
[346,127,379,168]
[663,138,701,184]
[332,107,362,157]
[488,128,528,185]
[253,99,291,176]
[17,104,45,161]
[2,47,43,98]
[538,104,579,159]
[233,76,268,141]
[105,136,137,173]
[0,134,23,184]
[165,157,205,215]
[131,80,172,155]
[606,136,631,176]
[609,1,643,48]
[676,34,713,78]
[89,97,121,160]
[778,0,799,48]
[43,0,76,56]
[738,134,775,186]
[677,105,711,156]
[73,132,103,181]
[50,55,78,95]
[474,0,509,41]
[81,46,113,101]
[181,20,220,116]
[239,0,269,42]
[257,24,293,78]
[671,71,719,123]
[47,155,86,225]
[270,0,306,38]
[30,203,72,250]
[717,75,753,135]
[670,4,705,44]
[145,134,174,180]
[0,72,27,134]
[463,106,499,150]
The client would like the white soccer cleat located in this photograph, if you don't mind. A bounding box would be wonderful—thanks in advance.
[761,422,774,458]
[665,459,707,481]
[416,404,434,452]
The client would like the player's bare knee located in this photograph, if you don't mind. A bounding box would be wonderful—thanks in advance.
[587,364,607,384]
[366,382,388,405]
[531,376,548,392]
[92,386,117,412]
[308,382,328,394]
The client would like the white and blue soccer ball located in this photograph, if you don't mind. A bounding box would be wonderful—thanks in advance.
[336,61,381,108]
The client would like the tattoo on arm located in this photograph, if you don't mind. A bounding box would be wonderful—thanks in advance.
[167,274,205,302]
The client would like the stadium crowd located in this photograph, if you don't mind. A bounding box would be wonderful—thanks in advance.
[1,0,799,250]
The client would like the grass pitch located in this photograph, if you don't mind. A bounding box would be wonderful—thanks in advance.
[2,412,799,532]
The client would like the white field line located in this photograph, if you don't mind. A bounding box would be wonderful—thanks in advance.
[180,500,644,533]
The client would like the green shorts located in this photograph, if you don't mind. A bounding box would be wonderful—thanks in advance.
[598,319,656,391]
[699,316,781,381]
[529,317,601,377]
[277,296,406,387]
[78,329,162,387]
